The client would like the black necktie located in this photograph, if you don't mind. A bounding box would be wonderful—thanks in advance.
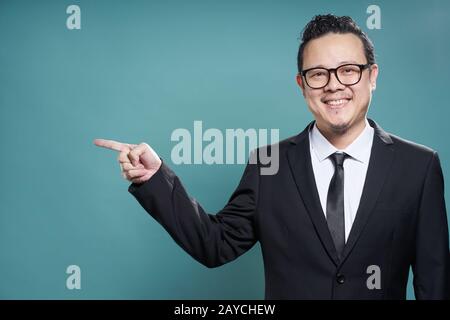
[326,152,348,259]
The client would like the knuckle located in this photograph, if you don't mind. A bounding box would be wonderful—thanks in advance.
[123,163,132,170]
[118,150,130,161]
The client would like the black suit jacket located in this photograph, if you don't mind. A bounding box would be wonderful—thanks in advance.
[129,119,450,299]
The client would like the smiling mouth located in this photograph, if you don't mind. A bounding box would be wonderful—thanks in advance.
[323,98,351,109]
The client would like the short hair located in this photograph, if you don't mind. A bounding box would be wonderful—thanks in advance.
[297,14,376,73]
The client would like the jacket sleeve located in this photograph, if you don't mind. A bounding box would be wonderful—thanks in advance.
[128,159,260,268]
[412,151,450,299]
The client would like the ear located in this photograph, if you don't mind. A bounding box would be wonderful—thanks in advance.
[296,73,306,97]
[369,64,379,91]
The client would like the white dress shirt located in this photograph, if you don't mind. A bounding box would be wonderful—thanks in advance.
[309,118,374,242]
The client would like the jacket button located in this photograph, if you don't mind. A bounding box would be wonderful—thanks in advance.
[336,274,345,284]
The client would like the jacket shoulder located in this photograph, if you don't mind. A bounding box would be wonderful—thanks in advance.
[388,133,437,157]
[384,132,440,173]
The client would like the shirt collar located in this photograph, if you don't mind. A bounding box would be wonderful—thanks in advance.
[309,118,374,164]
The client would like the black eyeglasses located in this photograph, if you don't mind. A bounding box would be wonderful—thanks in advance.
[300,63,372,89]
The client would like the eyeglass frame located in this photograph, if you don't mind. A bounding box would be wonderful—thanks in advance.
[300,63,372,89]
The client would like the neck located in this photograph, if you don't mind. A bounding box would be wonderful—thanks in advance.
[316,119,367,150]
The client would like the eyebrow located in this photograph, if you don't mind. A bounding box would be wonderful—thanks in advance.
[306,60,360,69]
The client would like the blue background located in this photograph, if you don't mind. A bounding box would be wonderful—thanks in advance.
[0,0,449,299]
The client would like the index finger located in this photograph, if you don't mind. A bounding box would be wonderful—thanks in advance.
[94,139,129,152]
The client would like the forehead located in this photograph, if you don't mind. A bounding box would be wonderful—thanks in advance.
[302,33,366,69]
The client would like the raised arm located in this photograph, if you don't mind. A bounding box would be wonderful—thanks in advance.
[94,139,260,268]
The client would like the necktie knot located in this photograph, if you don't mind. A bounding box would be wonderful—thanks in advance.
[330,152,348,168]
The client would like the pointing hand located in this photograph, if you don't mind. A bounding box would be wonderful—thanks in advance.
[94,139,162,184]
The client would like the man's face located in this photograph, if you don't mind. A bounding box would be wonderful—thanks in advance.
[296,33,378,135]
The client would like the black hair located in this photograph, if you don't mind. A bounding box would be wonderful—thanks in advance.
[297,14,376,72]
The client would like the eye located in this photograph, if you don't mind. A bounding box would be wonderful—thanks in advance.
[343,68,355,74]
[311,71,325,77]
[341,67,358,75]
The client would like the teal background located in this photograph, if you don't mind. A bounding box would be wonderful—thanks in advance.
[1,0,449,299]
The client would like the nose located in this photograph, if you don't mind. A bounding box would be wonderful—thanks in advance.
[324,70,345,91]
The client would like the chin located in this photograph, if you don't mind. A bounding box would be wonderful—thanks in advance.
[329,119,351,134]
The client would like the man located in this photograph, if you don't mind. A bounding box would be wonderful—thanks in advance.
[94,14,450,299]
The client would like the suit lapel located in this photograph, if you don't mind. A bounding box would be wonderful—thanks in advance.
[340,119,395,263]
[287,121,340,266]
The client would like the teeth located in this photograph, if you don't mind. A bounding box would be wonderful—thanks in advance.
[326,99,348,106]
